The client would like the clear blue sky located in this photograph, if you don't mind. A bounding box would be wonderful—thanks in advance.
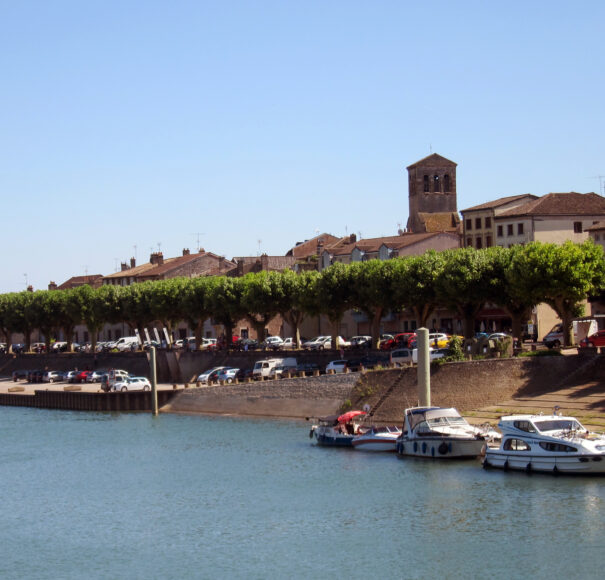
[2,0,604,292]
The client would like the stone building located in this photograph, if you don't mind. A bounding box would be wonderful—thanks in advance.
[406,153,460,234]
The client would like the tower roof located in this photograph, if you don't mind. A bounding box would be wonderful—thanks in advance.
[406,153,457,170]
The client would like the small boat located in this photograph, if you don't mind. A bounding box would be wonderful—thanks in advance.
[396,407,498,459]
[309,410,366,447]
[484,413,605,475]
[352,425,402,451]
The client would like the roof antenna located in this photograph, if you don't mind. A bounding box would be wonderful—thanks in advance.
[429,143,432,154]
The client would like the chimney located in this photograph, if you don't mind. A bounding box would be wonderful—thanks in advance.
[130,257,136,268]
[48,281,57,291]
[218,256,225,271]
[183,248,190,256]
[121,262,129,271]
[27,285,33,292]
[260,253,269,270]
[349,233,357,243]
[150,252,164,266]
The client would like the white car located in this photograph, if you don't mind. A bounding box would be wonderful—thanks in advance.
[112,377,151,392]
[263,336,284,350]
[281,338,296,349]
[197,366,231,384]
[42,371,65,383]
[303,336,331,350]
[325,360,348,374]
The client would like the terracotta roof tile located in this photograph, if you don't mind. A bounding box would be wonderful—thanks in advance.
[406,153,457,169]
[498,192,605,218]
[461,194,538,213]
[417,212,460,232]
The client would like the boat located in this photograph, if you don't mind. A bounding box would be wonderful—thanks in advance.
[309,410,366,447]
[352,425,402,451]
[396,406,498,459]
[484,412,605,475]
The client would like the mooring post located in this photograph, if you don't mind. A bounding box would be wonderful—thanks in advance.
[150,346,158,416]
[417,327,430,407]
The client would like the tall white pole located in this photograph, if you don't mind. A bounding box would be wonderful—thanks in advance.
[150,347,158,416]
[417,327,430,407]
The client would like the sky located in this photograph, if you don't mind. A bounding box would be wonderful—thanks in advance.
[1,0,604,292]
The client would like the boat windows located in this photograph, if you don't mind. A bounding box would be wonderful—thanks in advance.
[533,419,583,433]
[503,438,531,451]
[539,442,578,453]
[513,420,536,433]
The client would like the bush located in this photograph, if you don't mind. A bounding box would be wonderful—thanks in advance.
[517,349,562,358]
[447,335,465,361]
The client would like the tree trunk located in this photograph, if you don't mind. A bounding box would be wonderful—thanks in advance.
[413,304,434,330]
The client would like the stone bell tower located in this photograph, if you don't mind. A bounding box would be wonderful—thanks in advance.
[406,153,459,233]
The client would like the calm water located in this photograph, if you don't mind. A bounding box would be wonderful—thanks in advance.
[1,408,604,579]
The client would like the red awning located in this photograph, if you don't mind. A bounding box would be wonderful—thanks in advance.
[337,410,367,423]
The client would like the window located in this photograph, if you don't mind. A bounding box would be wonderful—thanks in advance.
[574,221,583,233]
[503,438,531,451]
[475,217,482,229]
[423,175,429,192]
[595,234,600,241]
[497,225,503,237]
[476,237,482,249]
[433,175,440,192]
[486,235,492,247]
[539,442,578,453]
[513,420,536,433]
[507,224,514,236]
[517,223,524,235]
[444,174,450,192]
[466,237,472,247]
[466,219,472,230]
[485,217,491,228]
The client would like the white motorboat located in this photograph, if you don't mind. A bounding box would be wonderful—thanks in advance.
[484,413,605,475]
[352,425,402,452]
[396,407,498,459]
[309,410,367,447]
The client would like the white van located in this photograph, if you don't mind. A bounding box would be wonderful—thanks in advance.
[253,357,297,379]
[543,319,598,349]
[115,336,140,352]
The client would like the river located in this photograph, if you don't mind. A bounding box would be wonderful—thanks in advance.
[1,407,604,579]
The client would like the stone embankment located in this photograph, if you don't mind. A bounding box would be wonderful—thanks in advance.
[163,353,605,430]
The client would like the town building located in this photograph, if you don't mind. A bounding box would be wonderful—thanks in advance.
[460,194,538,249]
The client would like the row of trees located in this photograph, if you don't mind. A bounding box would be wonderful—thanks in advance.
[0,241,603,354]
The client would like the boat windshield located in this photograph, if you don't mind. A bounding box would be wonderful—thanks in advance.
[533,419,584,433]
[427,415,468,428]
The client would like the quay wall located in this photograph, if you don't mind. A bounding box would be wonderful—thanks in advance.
[164,354,605,421]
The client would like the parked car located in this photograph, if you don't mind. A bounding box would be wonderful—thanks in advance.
[115,336,140,352]
[197,367,232,384]
[73,370,93,383]
[296,362,319,374]
[237,338,258,351]
[87,370,109,383]
[269,362,298,379]
[347,355,389,371]
[262,336,285,350]
[303,336,331,350]
[324,336,351,349]
[380,332,416,350]
[579,330,605,348]
[27,370,44,383]
[487,333,511,343]
[281,337,295,349]
[31,342,46,353]
[325,360,349,374]
[42,371,65,383]
[12,369,28,381]
[112,377,151,392]
[216,368,240,383]
[377,334,394,349]
[350,336,372,349]
[65,370,79,383]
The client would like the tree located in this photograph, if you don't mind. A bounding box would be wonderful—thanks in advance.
[279,269,318,349]
[207,276,247,347]
[241,271,288,341]
[394,252,445,329]
[505,241,605,346]
[120,283,156,345]
[79,285,123,352]
[314,263,355,349]
[349,260,400,349]
[435,247,502,338]
[148,278,188,347]
[27,290,63,351]
[179,276,217,350]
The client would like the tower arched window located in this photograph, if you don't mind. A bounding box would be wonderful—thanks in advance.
[433,175,440,192]
[444,174,450,192]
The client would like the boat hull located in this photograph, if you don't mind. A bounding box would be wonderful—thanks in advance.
[396,436,485,459]
[484,450,605,474]
[352,437,398,452]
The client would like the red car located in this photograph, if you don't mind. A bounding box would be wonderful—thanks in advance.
[380,332,416,350]
[579,330,605,348]
[73,370,93,383]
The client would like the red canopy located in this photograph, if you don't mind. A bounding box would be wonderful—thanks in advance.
[337,410,367,423]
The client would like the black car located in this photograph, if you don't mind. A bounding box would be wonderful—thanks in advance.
[12,369,28,381]
[347,355,389,371]
[296,362,319,373]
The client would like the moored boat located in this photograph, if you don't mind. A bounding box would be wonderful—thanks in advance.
[396,406,498,459]
[309,410,367,447]
[352,425,402,451]
[484,413,605,475]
